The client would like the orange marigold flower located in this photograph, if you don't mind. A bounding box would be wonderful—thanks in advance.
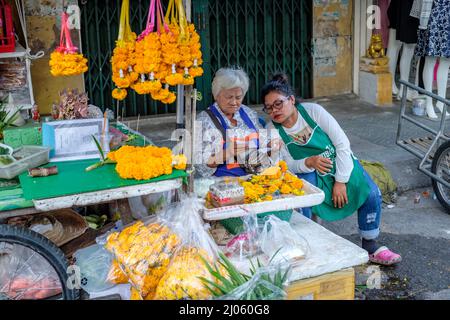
[112,88,127,101]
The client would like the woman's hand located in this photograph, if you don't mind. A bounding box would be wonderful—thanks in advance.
[332,181,348,208]
[268,138,283,152]
[207,141,247,168]
[305,156,333,174]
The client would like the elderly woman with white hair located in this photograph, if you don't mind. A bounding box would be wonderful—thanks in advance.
[196,67,271,177]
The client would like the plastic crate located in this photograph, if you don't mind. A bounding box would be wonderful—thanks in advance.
[0,1,15,54]
[0,146,50,179]
[220,209,293,235]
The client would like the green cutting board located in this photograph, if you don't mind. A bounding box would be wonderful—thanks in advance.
[19,159,188,200]
[0,187,34,211]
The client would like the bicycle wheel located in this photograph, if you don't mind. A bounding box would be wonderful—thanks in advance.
[431,140,450,214]
[0,224,78,300]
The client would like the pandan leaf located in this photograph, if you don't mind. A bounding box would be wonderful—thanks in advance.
[92,135,105,161]
[199,277,228,296]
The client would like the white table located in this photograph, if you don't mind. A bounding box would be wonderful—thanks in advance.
[232,212,369,283]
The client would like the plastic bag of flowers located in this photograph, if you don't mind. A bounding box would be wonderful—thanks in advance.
[104,215,181,300]
[259,215,310,266]
[152,195,223,300]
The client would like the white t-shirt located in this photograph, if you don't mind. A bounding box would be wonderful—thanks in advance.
[267,102,354,183]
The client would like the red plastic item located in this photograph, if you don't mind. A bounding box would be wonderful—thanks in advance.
[0,0,15,53]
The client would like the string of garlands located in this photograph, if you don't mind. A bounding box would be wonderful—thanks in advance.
[111,23,203,103]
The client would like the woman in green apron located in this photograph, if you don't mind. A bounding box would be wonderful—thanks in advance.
[261,73,402,266]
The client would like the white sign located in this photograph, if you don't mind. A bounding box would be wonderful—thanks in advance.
[42,118,109,162]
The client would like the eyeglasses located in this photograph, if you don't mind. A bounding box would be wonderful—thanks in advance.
[262,97,290,114]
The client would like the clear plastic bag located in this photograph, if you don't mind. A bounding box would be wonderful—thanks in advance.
[104,219,181,300]
[0,244,62,300]
[128,191,174,220]
[73,244,115,293]
[153,195,220,300]
[259,215,310,266]
[224,214,260,262]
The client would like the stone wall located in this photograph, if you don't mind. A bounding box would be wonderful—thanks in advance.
[312,0,353,97]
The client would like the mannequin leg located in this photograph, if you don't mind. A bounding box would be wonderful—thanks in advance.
[397,43,417,101]
[387,29,402,95]
[423,56,438,119]
[435,58,450,114]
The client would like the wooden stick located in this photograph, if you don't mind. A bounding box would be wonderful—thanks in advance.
[136,114,140,132]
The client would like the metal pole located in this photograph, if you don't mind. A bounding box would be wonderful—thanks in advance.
[176,85,184,129]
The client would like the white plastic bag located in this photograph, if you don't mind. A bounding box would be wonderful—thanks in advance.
[259,215,309,265]
[73,244,115,294]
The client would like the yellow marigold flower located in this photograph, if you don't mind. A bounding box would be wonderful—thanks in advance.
[161,92,177,104]
[114,76,131,89]
[280,184,292,194]
[112,88,127,101]
[151,88,171,101]
[189,66,204,78]
[182,74,195,86]
[165,72,184,86]
[172,154,187,170]
[278,160,288,173]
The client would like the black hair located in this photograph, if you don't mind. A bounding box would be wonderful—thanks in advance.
[260,72,296,103]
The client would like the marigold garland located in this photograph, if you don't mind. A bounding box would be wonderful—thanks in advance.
[111,36,138,92]
[107,145,186,180]
[49,51,88,77]
[109,3,205,105]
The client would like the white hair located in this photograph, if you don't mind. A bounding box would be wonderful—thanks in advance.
[211,67,250,99]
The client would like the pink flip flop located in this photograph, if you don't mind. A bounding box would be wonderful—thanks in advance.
[369,246,402,266]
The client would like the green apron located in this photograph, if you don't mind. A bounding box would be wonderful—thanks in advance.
[273,104,371,221]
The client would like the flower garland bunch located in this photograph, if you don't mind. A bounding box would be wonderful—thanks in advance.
[50,12,88,77]
[49,51,88,76]
[132,32,164,95]
[111,35,138,100]
[160,24,183,86]
[187,23,203,78]
[107,145,186,180]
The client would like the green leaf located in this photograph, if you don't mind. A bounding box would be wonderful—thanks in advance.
[199,277,228,296]
[92,135,105,161]
[217,253,247,284]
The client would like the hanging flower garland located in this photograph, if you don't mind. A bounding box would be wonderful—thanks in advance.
[49,12,88,77]
[133,32,163,95]
[110,0,205,105]
[187,24,204,78]
[111,0,138,100]
[161,23,183,86]
[132,0,167,96]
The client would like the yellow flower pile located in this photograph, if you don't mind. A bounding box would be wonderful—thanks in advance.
[107,145,187,180]
[105,221,181,300]
[240,161,305,203]
[49,51,88,77]
[153,247,216,300]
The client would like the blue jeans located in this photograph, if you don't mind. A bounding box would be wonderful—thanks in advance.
[297,162,382,240]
